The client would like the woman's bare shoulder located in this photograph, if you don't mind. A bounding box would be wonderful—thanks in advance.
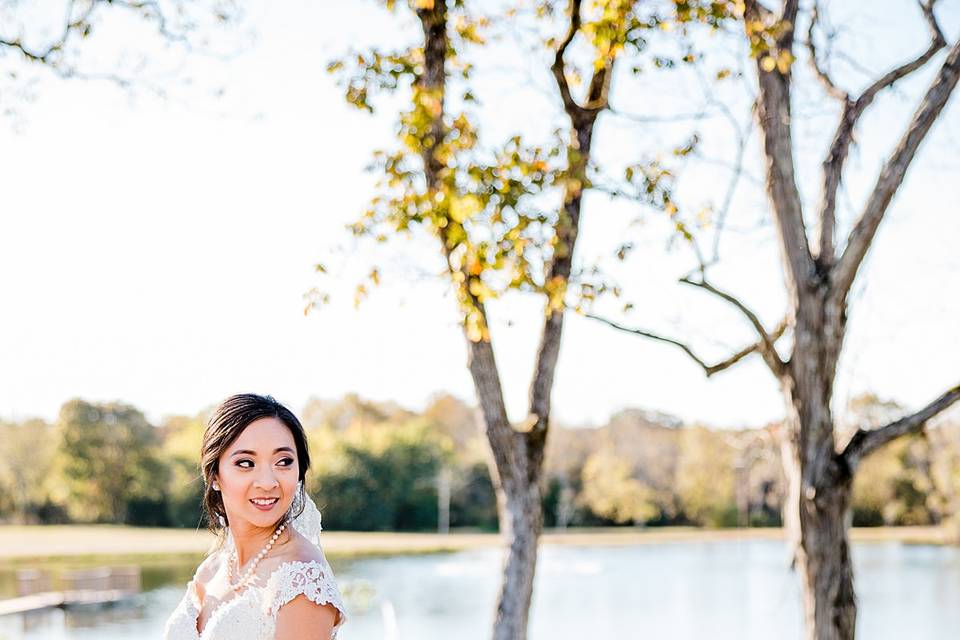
[276,529,327,565]
[193,550,224,599]
[198,549,225,578]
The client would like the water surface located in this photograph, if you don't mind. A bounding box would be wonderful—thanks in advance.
[1,540,958,639]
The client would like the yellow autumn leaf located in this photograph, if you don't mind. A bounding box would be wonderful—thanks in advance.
[760,56,776,72]
[469,278,496,301]
[353,283,367,309]
[464,310,489,342]
[450,194,482,223]
[466,255,483,276]
[776,50,795,74]
[466,322,483,342]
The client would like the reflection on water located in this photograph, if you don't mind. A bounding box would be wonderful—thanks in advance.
[1,541,959,639]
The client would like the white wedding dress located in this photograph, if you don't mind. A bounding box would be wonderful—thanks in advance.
[163,496,347,640]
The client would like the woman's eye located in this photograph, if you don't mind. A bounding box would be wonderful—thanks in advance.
[235,457,291,469]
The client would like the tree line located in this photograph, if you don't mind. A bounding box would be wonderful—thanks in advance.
[2,392,958,535]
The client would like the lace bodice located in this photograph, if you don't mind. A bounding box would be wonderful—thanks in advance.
[163,552,347,640]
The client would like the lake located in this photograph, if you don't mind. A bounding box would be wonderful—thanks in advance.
[1,540,958,639]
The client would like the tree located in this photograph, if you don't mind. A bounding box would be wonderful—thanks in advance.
[739,3,959,636]
[321,1,625,636]
[0,418,57,523]
[675,426,736,527]
[423,393,481,451]
[309,419,449,531]
[300,393,411,432]
[929,411,960,540]
[852,433,937,526]
[321,1,739,636]
[56,398,167,523]
[160,412,209,528]
[0,1,243,124]
[589,2,960,637]
[845,394,940,527]
[580,449,659,524]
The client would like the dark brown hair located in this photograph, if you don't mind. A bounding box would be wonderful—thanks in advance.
[201,393,310,533]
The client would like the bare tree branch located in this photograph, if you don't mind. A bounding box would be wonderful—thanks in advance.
[679,275,787,375]
[550,0,614,123]
[550,0,584,120]
[0,0,242,103]
[529,0,615,447]
[832,37,960,303]
[744,0,816,294]
[586,312,788,377]
[608,107,712,124]
[745,0,773,21]
[805,3,847,102]
[0,0,93,70]
[842,382,960,469]
[779,0,800,41]
[702,75,756,263]
[857,1,948,103]
[816,0,946,266]
[680,55,759,266]
[583,53,612,111]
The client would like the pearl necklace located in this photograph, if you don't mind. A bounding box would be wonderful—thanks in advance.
[228,522,286,592]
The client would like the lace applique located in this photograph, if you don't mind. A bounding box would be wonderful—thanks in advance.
[268,560,347,636]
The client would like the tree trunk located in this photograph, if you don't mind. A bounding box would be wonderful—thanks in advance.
[801,481,856,640]
[780,290,856,640]
[492,474,543,640]
[781,420,856,640]
[464,333,547,640]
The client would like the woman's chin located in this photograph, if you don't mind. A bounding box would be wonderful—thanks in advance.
[245,503,289,527]
[227,503,289,529]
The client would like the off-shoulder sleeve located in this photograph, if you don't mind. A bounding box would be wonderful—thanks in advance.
[268,560,347,638]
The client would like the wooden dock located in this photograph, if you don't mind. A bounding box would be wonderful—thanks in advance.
[0,566,141,616]
[0,589,139,616]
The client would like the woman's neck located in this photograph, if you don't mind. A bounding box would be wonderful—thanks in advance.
[230,519,286,567]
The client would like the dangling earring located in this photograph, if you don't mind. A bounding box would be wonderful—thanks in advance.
[290,481,304,518]
[218,514,227,528]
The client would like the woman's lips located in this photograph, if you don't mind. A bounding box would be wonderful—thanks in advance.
[250,497,280,511]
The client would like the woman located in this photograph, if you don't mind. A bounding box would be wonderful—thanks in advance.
[164,394,346,640]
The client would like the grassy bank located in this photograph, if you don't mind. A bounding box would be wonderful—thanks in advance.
[0,524,953,566]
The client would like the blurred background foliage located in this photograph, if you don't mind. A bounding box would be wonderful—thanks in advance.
[1,392,958,534]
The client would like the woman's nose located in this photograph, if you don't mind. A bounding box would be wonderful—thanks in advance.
[253,468,279,490]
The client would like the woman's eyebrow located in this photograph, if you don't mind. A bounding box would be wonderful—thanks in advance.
[230,447,295,457]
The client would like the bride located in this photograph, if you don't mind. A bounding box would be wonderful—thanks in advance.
[164,394,347,640]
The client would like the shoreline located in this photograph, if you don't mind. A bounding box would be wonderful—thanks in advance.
[0,525,953,566]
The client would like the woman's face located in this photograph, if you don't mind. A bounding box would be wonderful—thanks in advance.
[216,417,299,530]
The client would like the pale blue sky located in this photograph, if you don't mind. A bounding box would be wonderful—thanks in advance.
[0,0,958,429]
